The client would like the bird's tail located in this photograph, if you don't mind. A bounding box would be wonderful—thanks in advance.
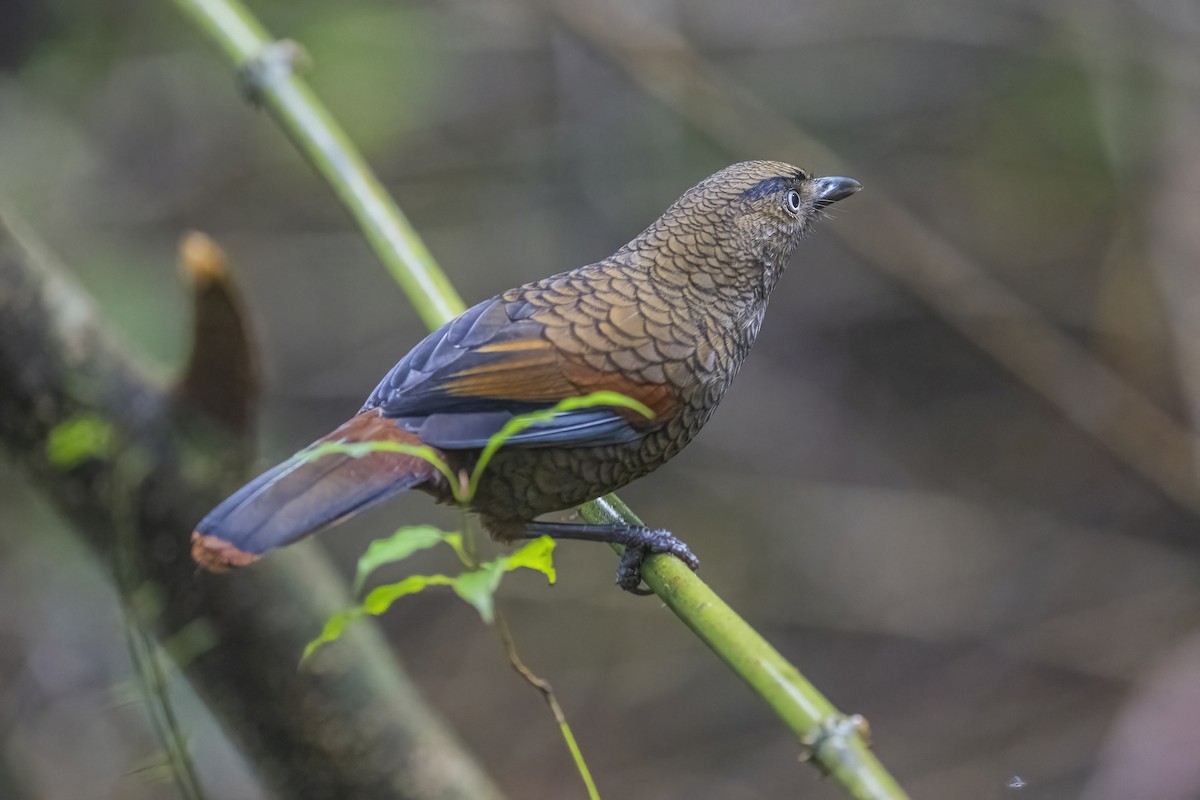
[191,411,446,571]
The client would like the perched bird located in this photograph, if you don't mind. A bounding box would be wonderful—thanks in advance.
[192,161,860,592]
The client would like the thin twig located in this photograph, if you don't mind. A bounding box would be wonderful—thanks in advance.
[113,454,207,800]
[495,613,602,800]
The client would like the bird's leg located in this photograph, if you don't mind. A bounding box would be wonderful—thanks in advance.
[518,521,700,594]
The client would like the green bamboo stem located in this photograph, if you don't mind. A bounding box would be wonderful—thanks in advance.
[169,1,909,797]
[583,497,907,799]
[171,0,465,330]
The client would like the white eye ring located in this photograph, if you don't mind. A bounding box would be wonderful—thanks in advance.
[785,189,802,214]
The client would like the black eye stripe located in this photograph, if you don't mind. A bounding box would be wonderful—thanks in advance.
[740,176,790,200]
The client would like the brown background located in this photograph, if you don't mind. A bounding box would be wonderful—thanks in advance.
[3,0,1200,797]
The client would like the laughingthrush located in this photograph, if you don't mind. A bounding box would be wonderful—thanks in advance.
[192,161,861,592]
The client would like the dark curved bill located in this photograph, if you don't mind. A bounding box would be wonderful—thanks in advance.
[812,176,862,208]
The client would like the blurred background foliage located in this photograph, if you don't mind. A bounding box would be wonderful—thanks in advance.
[3,0,1200,797]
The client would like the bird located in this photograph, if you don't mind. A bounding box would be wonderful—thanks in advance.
[191,161,860,592]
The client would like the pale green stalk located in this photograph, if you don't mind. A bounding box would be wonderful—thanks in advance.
[171,0,465,330]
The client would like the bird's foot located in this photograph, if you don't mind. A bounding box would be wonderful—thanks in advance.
[521,521,699,594]
[611,527,699,594]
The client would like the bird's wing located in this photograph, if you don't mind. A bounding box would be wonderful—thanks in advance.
[362,294,680,450]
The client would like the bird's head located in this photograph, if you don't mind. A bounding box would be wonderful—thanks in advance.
[630,161,860,288]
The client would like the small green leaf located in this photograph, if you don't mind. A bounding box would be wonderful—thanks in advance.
[46,413,114,468]
[305,536,557,662]
[451,537,557,624]
[500,535,557,584]
[299,440,460,498]
[361,573,455,616]
[301,608,364,664]
[303,573,457,664]
[468,391,653,500]
[353,525,452,595]
[451,563,505,624]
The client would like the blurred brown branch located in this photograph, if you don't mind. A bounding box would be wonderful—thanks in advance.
[0,213,503,800]
[174,231,260,436]
[1148,60,1200,468]
[538,0,1200,518]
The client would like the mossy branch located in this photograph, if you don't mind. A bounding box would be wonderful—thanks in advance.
[0,214,503,800]
[168,0,909,797]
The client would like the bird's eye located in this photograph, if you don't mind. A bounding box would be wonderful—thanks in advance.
[784,189,802,214]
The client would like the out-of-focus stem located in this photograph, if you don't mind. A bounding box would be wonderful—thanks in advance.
[171,0,466,330]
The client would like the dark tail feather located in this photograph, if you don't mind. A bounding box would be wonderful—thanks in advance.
[192,411,444,571]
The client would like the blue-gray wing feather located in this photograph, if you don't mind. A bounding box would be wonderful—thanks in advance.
[361,296,642,450]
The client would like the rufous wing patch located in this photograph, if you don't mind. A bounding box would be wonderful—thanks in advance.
[560,357,681,427]
[441,334,681,426]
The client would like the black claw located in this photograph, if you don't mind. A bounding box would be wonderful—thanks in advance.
[612,527,700,594]
[642,528,701,571]
[616,546,654,594]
